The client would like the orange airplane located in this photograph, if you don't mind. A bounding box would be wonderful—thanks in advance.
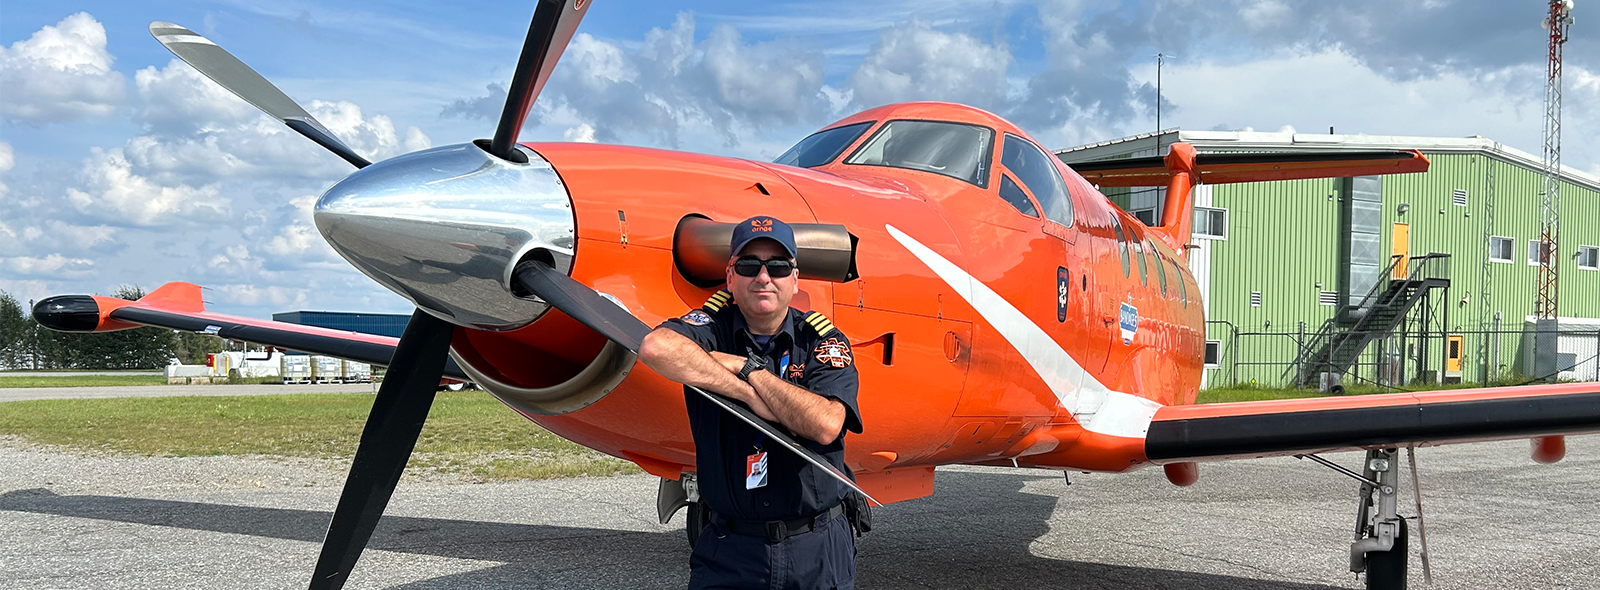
[30,2,1600,590]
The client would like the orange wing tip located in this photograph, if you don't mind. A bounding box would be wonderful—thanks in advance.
[34,282,207,333]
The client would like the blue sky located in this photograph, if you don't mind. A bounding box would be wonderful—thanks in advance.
[2,0,1597,319]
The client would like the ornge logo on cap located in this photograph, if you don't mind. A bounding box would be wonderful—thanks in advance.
[751,218,773,232]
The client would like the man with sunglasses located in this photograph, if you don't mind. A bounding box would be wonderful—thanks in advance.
[640,215,864,590]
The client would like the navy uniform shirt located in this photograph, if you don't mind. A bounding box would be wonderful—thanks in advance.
[660,290,863,522]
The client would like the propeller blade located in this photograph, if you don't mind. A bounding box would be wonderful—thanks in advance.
[511,260,881,506]
[308,309,454,590]
[147,22,372,169]
[487,0,591,161]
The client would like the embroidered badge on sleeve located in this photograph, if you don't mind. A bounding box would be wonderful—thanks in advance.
[681,310,713,326]
[813,337,853,368]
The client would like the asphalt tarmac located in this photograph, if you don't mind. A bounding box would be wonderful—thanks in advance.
[3,436,1596,590]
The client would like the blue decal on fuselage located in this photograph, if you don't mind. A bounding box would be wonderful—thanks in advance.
[1118,302,1138,345]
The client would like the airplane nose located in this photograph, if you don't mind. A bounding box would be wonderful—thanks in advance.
[313,142,575,330]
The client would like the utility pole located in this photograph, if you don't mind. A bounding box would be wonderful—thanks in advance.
[1535,0,1574,379]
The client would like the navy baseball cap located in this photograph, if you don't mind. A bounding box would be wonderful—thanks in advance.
[729,215,798,259]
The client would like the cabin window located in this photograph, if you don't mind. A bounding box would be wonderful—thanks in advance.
[1173,258,1188,307]
[774,121,874,168]
[1152,242,1168,297]
[844,119,994,187]
[1112,217,1130,277]
[1000,134,1074,226]
[1132,238,1148,287]
[997,175,1039,217]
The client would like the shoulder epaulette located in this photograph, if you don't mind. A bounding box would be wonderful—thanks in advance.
[802,311,836,336]
[701,290,733,313]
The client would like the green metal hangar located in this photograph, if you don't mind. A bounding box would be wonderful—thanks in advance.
[1056,130,1600,389]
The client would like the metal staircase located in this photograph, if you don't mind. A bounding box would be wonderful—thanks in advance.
[1292,254,1451,387]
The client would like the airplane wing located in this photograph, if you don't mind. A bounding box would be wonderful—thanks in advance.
[1144,382,1600,463]
[1069,149,1430,187]
[32,282,469,381]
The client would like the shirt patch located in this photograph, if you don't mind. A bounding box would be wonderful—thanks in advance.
[681,309,713,326]
[814,337,853,368]
[787,361,806,380]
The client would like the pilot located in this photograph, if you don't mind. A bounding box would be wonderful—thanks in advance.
[639,215,864,590]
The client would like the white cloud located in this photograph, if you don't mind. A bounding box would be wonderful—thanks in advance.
[0,12,126,123]
[562,123,598,143]
[848,20,1010,110]
[0,254,95,278]
[134,58,260,134]
[0,141,12,198]
[210,284,310,308]
[64,147,227,227]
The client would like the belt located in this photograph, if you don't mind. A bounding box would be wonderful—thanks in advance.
[715,503,845,542]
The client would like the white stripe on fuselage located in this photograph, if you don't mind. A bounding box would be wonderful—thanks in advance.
[885,224,1161,439]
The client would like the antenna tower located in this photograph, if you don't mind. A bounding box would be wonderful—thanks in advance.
[1536,0,1573,319]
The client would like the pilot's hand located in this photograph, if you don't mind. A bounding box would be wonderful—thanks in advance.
[710,351,746,374]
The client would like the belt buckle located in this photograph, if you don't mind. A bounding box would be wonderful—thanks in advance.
[765,520,787,542]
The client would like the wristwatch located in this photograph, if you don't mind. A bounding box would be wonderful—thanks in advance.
[737,354,768,381]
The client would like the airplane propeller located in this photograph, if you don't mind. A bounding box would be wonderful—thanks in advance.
[152,3,591,589]
[148,22,372,169]
[151,2,868,587]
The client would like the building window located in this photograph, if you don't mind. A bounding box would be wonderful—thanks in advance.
[1249,291,1262,307]
[1489,236,1514,264]
[1318,291,1339,306]
[1134,209,1159,226]
[1194,207,1227,240]
[1580,245,1599,270]
[1529,239,1553,266]
[1451,188,1468,207]
[1204,341,1221,367]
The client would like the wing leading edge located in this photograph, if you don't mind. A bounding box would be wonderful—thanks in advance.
[31,282,467,380]
[1144,382,1600,463]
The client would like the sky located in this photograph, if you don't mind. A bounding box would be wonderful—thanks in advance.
[2,0,1597,320]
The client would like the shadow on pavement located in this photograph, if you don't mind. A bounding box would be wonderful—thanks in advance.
[1,470,1345,589]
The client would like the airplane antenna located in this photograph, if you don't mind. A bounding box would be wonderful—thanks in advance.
[1534,0,1573,376]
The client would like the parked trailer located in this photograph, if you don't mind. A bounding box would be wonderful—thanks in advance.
[281,355,312,384]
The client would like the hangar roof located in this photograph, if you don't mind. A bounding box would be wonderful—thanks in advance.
[1055,129,1600,192]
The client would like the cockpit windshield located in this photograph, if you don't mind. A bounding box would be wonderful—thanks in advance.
[843,120,994,187]
[774,122,874,168]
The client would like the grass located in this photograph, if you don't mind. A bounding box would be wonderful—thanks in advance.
[0,391,639,481]
[0,375,168,388]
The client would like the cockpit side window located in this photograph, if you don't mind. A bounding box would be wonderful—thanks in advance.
[844,120,994,187]
[774,121,875,168]
[1001,134,1075,227]
[998,175,1039,217]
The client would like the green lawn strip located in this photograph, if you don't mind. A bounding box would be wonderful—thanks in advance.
[0,391,637,480]
[0,375,169,388]
[1196,378,1529,404]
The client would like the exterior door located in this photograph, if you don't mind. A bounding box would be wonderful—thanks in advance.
[1391,223,1410,279]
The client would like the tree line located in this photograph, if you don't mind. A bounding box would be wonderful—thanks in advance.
[0,286,223,370]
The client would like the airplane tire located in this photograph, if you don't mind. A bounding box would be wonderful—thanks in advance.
[686,501,710,550]
[1365,519,1409,590]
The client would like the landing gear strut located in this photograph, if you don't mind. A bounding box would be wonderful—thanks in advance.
[1349,448,1408,590]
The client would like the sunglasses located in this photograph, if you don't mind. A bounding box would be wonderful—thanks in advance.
[733,256,796,278]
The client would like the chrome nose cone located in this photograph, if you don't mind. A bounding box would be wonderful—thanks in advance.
[314,142,575,331]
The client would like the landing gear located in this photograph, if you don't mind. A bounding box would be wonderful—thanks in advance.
[1349,448,1409,590]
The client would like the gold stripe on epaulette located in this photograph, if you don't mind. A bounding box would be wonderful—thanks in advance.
[703,290,732,312]
[803,312,835,336]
